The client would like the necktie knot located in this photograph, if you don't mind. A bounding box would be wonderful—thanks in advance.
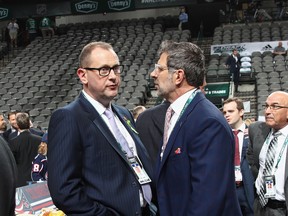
[166,106,174,123]
[233,130,240,136]
[273,131,281,137]
[104,109,113,119]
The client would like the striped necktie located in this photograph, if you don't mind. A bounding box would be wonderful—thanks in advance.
[258,131,281,207]
[161,106,174,158]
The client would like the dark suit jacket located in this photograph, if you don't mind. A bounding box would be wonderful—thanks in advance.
[9,130,41,187]
[226,54,241,82]
[3,128,14,141]
[0,136,17,216]
[136,100,170,167]
[8,127,44,142]
[240,125,254,213]
[48,92,153,216]
[247,121,288,211]
[156,92,242,216]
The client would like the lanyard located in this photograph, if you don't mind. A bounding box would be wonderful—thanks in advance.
[274,136,288,173]
[265,132,288,174]
[178,89,201,121]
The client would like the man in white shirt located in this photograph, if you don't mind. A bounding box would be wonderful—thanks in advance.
[7,18,19,48]
[223,97,254,216]
[248,91,288,216]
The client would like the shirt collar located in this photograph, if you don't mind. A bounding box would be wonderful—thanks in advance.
[274,124,288,137]
[170,88,197,116]
[82,90,110,115]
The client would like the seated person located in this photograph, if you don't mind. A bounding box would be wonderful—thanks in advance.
[273,41,286,56]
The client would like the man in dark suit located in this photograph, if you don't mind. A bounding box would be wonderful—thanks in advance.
[48,41,154,215]
[9,112,41,187]
[248,91,288,216]
[136,100,170,166]
[226,48,241,92]
[223,97,254,215]
[151,40,241,215]
[0,113,7,136]
[3,111,18,141]
[0,136,17,216]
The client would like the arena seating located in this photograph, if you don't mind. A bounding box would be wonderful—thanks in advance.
[209,20,288,117]
[0,16,191,129]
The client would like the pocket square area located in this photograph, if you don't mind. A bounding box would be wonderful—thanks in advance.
[174,148,181,154]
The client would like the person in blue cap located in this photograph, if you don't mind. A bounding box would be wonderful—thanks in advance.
[31,133,48,182]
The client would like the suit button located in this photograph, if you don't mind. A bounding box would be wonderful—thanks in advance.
[132,181,137,187]
[135,212,140,215]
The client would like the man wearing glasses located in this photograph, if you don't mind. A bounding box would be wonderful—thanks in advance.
[248,91,288,216]
[48,42,154,215]
[151,40,241,215]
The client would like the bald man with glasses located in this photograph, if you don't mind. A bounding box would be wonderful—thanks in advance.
[248,91,288,216]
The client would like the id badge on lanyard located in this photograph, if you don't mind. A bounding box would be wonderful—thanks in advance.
[264,175,276,198]
[128,155,151,185]
[235,165,242,181]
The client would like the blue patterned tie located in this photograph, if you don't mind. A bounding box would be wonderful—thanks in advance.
[105,108,152,204]
[258,131,281,207]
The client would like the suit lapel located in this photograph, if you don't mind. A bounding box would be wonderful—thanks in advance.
[78,93,128,161]
[241,125,249,162]
[158,92,204,171]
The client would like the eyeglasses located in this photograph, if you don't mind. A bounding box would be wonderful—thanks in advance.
[154,63,169,73]
[263,104,288,110]
[83,65,123,77]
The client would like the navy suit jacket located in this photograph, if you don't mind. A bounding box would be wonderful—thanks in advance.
[240,125,254,212]
[156,92,242,216]
[136,100,170,167]
[48,92,153,216]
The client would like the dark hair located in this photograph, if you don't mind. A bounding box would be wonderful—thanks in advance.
[158,40,205,88]
[223,97,244,111]
[7,111,17,120]
[16,113,30,130]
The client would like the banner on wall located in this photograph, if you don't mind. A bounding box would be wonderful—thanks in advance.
[71,0,135,15]
[204,82,231,107]
[204,82,230,98]
[135,0,195,9]
[0,6,11,20]
[211,40,288,55]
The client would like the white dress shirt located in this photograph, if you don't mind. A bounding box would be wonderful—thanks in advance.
[255,125,288,201]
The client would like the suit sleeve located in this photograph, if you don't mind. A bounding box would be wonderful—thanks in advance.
[247,123,259,180]
[187,118,237,215]
[48,109,118,215]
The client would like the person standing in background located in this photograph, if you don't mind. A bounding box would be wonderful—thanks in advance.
[151,40,241,215]
[132,105,146,122]
[7,18,19,48]
[0,114,7,136]
[226,48,241,92]
[26,16,38,43]
[39,17,54,39]
[9,112,41,187]
[223,97,254,216]
[31,132,48,182]
[247,91,288,216]
[178,6,189,31]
